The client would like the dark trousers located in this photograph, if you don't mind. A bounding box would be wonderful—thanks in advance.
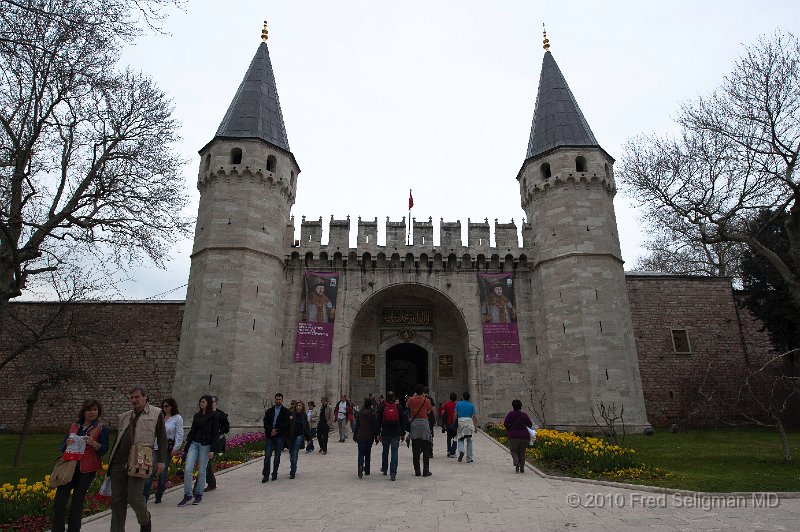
[447,429,457,455]
[357,440,372,474]
[110,460,149,532]
[306,428,317,452]
[381,436,400,478]
[508,438,528,469]
[262,436,284,478]
[411,439,430,475]
[317,424,329,452]
[52,462,95,532]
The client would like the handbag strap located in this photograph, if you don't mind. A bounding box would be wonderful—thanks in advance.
[411,396,428,420]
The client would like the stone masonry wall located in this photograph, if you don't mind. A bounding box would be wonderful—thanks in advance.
[0,302,183,433]
[626,274,775,427]
[0,279,778,432]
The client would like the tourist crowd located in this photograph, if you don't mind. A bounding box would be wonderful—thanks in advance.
[49,383,532,531]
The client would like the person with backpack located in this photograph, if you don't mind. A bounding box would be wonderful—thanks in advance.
[442,393,458,457]
[377,391,408,481]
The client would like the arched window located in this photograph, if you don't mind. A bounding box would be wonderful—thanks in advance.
[230,148,242,165]
[266,155,277,172]
[290,170,295,186]
[204,154,211,171]
[605,163,611,180]
[540,162,551,179]
[575,156,587,172]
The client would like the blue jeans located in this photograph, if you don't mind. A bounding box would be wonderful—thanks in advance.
[262,436,284,478]
[183,441,210,497]
[143,449,169,501]
[381,436,400,477]
[289,435,304,475]
[357,440,373,474]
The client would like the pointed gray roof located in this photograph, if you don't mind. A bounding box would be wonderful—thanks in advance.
[214,42,291,152]
[526,51,598,159]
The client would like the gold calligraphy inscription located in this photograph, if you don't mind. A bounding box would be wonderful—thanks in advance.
[381,307,433,325]
[438,354,454,379]
[361,353,376,378]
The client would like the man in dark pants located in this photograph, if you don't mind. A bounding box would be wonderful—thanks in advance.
[406,384,434,477]
[262,393,290,482]
[317,396,333,454]
[108,385,167,532]
[197,395,229,492]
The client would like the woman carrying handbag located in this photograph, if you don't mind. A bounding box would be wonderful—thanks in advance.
[51,399,109,532]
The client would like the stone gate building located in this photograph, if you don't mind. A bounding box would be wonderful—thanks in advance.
[173,28,651,432]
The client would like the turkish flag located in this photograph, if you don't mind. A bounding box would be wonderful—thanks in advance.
[408,189,414,210]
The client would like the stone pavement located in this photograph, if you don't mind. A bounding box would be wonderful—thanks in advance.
[82,432,800,531]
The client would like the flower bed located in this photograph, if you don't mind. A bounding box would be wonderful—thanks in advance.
[483,423,671,482]
[0,432,267,532]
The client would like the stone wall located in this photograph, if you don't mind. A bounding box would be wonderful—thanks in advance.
[0,302,183,433]
[0,277,778,432]
[626,274,776,427]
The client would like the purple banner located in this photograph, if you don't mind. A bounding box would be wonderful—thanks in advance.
[294,272,338,363]
[478,273,521,363]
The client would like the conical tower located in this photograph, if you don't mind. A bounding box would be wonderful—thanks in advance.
[518,30,649,430]
[174,22,299,428]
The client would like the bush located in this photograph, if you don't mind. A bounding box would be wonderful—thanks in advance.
[534,428,638,474]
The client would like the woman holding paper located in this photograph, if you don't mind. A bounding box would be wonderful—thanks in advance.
[503,399,533,474]
[52,399,109,532]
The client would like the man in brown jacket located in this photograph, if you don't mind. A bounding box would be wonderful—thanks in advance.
[108,385,167,532]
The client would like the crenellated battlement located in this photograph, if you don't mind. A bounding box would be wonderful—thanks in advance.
[197,166,296,203]
[286,214,532,268]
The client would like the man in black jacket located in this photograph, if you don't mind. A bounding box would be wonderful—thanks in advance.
[377,391,408,481]
[262,393,290,482]
[201,396,230,491]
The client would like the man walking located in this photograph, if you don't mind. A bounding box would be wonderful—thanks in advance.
[443,392,458,457]
[317,397,333,454]
[456,391,478,463]
[262,393,290,482]
[334,394,353,442]
[200,396,229,492]
[377,391,408,481]
[109,385,167,532]
[406,384,434,477]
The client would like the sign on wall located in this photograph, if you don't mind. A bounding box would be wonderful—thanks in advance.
[294,272,339,363]
[360,354,376,378]
[478,273,521,363]
[438,354,454,379]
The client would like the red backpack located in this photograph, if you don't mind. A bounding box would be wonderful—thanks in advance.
[383,402,400,425]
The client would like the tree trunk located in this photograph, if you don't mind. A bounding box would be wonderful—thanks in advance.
[776,418,792,462]
[13,387,41,466]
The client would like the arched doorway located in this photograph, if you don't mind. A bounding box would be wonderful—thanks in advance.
[347,283,470,406]
[386,343,428,401]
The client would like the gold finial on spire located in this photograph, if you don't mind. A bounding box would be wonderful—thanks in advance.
[542,23,550,52]
[261,20,268,42]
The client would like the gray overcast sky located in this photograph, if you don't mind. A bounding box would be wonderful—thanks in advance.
[111,0,798,300]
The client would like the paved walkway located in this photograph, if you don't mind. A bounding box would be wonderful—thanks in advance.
[82,432,799,531]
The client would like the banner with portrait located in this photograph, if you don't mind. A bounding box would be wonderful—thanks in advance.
[478,273,521,363]
[294,272,339,363]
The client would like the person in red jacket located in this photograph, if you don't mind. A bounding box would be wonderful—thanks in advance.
[52,399,110,532]
[442,393,458,457]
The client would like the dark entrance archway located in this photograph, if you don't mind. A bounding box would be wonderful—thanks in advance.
[386,343,428,402]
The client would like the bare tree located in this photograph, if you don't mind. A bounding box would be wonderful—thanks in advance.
[733,350,800,462]
[620,31,800,313]
[0,0,191,305]
[590,401,626,445]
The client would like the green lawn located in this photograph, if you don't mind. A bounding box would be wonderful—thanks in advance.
[0,434,64,485]
[618,428,800,492]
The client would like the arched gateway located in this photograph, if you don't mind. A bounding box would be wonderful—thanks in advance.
[348,284,470,405]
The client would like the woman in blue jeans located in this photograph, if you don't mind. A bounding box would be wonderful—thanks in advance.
[287,401,311,479]
[177,395,220,506]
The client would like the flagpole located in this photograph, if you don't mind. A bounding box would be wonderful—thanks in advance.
[407,188,412,245]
